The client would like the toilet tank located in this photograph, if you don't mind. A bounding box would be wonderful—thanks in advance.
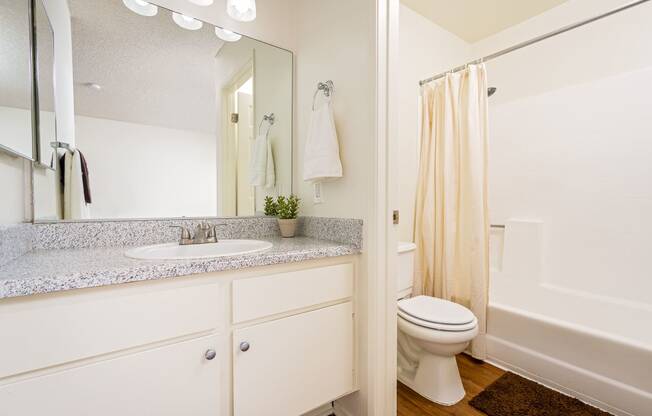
[397,242,417,299]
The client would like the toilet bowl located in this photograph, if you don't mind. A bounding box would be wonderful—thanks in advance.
[396,242,478,406]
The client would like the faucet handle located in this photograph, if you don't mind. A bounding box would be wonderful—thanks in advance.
[169,225,192,243]
[212,223,229,240]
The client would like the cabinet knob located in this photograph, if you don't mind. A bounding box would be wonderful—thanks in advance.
[205,349,217,360]
[239,341,250,352]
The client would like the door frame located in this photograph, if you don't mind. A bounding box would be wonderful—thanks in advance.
[219,60,254,216]
[367,0,400,414]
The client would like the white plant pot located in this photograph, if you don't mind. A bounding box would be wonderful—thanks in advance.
[277,218,297,238]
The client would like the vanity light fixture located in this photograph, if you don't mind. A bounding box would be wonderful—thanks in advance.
[215,27,242,42]
[187,0,214,5]
[226,0,256,22]
[122,0,158,17]
[172,12,203,30]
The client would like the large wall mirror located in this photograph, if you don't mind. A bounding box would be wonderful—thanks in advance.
[0,0,35,160]
[33,0,57,169]
[31,0,293,221]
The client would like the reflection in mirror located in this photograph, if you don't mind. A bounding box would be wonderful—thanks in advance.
[34,0,57,168]
[0,0,34,160]
[32,0,292,221]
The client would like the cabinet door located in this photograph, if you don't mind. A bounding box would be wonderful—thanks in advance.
[0,335,221,416]
[233,302,354,416]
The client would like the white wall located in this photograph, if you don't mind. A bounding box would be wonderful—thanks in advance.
[0,107,32,159]
[482,0,652,308]
[0,154,27,224]
[75,116,217,219]
[397,5,472,241]
[293,0,376,220]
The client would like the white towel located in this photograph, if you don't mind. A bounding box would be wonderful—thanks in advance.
[249,134,276,188]
[62,151,90,220]
[265,139,275,188]
[303,101,342,182]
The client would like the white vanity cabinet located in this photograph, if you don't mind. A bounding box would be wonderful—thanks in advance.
[232,263,356,416]
[0,334,222,416]
[233,302,355,416]
[0,280,226,416]
[0,257,358,416]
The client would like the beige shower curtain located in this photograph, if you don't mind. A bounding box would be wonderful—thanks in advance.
[413,64,489,359]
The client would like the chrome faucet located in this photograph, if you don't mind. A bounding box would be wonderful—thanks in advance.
[193,223,214,244]
[170,222,229,245]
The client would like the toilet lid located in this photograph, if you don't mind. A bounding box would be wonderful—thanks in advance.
[398,296,475,326]
[398,309,478,331]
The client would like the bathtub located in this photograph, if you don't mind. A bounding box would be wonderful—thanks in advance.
[486,280,652,416]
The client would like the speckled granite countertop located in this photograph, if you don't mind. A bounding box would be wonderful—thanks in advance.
[0,237,360,300]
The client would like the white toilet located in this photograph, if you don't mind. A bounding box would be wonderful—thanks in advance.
[396,242,478,406]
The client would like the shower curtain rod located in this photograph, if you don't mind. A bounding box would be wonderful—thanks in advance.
[419,0,651,86]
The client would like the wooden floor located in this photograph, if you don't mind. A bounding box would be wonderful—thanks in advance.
[397,354,505,416]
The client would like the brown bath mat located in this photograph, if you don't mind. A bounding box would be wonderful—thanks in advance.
[469,372,612,416]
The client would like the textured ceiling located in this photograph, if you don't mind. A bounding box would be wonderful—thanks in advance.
[401,0,569,43]
[69,0,229,134]
[0,0,33,109]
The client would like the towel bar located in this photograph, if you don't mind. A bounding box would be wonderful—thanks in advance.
[50,141,74,152]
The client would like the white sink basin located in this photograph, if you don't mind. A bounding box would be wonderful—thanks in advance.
[125,239,273,260]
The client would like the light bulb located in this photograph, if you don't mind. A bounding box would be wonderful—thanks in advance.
[188,0,214,5]
[122,0,158,17]
[215,27,242,42]
[172,12,203,30]
[226,0,256,22]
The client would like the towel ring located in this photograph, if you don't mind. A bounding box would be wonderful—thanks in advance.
[312,80,334,111]
[258,113,275,136]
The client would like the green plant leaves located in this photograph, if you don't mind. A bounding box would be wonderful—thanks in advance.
[276,194,300,219]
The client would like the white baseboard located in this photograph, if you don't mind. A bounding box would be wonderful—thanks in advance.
[487,335,652,416]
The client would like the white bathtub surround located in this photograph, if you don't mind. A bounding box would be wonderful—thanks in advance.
[486,304,652,416]
[488,219,652,415]
[414,64,490,359]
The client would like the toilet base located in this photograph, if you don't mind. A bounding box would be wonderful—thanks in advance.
[398,354,465,406]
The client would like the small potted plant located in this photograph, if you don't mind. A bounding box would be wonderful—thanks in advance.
[263,196,278,216]
[276,195,300,238]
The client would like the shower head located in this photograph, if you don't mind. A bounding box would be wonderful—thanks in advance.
[488,87,497,97]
